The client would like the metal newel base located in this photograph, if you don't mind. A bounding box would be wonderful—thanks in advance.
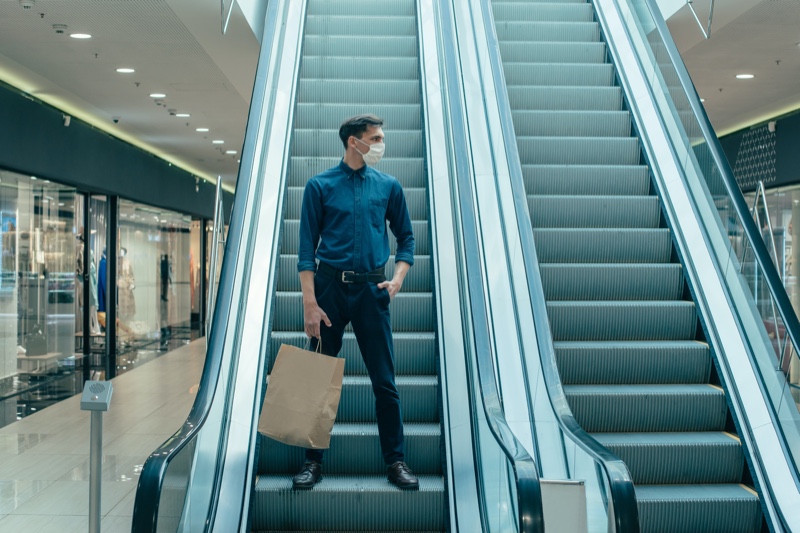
[90,410,103,533]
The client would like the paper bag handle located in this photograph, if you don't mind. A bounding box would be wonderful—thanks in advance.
[303,338,323,354]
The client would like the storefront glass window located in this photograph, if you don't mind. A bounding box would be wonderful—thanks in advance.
[0,169,78,425]
[117,200,193,352]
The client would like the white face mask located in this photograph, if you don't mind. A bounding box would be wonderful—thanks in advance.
[354,137,385,166]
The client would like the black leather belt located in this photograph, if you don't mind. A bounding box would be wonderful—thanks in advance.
[317,262,386,284]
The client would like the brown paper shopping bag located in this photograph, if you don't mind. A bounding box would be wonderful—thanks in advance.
[258,343,345,449]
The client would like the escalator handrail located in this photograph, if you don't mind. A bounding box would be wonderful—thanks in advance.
[437,1,544,531]
[637,0,800,372]
[130,0,284,529]
[475,0,641,530]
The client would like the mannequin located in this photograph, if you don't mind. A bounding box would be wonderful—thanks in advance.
[118,246,136,321]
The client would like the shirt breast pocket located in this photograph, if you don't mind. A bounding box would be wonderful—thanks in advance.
[370,198,388,229]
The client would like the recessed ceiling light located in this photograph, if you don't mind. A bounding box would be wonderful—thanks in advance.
[70,33,92,39]
[196,127,209,132]
[700,98,705,102]
[212,140,224,144]
[225,150,237,155]
[30,176,37,180]
[176,113,190,118]
[149,93,166,98]
[736,74,754,79]
[116,67,135,74]
[58,202,65,207]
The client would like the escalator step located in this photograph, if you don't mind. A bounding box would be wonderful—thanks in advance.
[534,228,672,263]
[257,423,441,475]
[492,3,595,22]
[307,0,415,17]
[336,376,439,423]
[555,340,711,384]
[592,432,744,485]
[291,128,422,157]
[547,301,697,341]
[541,264,683,301]
[512,110,631,137]
[289,157,425,189]
[529,195,659,228]
[294,103,421,131]
[282,220,430,256]
[305,15,417,37]
[523,164,649,196]
[269,331,436,376]
[509,87,621,113]
[303,36,418,58]
[503,62,614,87]
[272,292,434,333]
[636,484,761,533]
[564,384,727,432]
[499,42,606,64]
[298,80,421,106]
[495,21,600,42]
[277,254,432,293]
[517,136,639,165]
[253,475,445,531]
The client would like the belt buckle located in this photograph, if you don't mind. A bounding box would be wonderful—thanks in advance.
[341,271,355,283]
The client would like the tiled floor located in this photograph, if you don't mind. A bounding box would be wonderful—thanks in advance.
[0,338,205,531]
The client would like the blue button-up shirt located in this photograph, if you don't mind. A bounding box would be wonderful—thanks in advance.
[298,160,415,273]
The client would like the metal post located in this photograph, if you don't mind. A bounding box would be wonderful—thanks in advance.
[199,217,208,336]
[89,410,103,533]
[80,380,113,533]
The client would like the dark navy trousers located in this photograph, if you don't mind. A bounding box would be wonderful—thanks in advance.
[305,267,405,465]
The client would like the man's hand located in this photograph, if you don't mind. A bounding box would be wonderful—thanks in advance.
[378,261,411,302]
[377,279,402,301]
[304,301,331,339]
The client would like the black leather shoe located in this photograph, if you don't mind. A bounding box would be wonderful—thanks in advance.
[292,460,322,490]
[387,461,419,490]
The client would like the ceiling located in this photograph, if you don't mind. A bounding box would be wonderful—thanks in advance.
[0,0,260,189]
[0,0,798,191]
[667,0,800,135]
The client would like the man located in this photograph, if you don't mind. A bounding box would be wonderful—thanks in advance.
[293,114,419,491]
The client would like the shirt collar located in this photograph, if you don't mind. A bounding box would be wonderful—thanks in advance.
[339,159,368,179]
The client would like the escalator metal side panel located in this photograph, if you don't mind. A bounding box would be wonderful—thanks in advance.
[417,0,481,530]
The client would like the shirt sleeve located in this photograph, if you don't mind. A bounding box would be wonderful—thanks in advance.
[298,179,322,272]
[387,180,415,266]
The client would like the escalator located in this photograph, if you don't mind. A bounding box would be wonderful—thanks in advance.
[490,0,763,530]
[251,0,445,530]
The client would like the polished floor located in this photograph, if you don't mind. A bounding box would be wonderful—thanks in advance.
[0,338,205,532]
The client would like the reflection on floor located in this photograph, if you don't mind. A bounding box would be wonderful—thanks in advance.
[0,338,205,532]
[0,327,200,430]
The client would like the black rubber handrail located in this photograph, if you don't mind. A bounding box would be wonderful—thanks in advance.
[438,1,543,531]
[477,0,641,531]
[637,0,800,375]
[130,1,282,530]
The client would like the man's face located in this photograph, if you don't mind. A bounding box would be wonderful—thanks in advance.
[351,125,385,151]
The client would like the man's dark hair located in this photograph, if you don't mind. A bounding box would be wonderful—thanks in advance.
[339,114,384,148]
